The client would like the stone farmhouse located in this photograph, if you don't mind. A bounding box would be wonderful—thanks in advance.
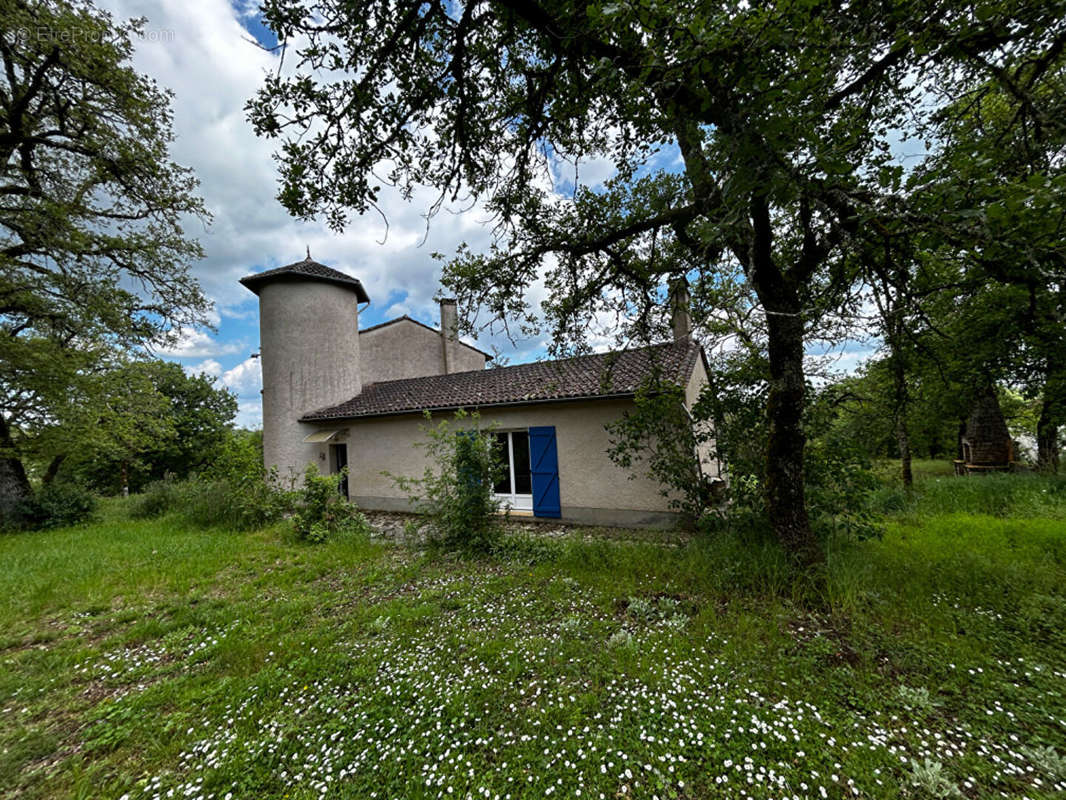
[241,256,720,527]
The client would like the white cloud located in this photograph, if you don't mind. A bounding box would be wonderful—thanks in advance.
[234,398,262,430]
[184,358,223,378]
[158,329,245,359]
[221,356,262,395]
[99,0,501,330]
[94,0,687,422]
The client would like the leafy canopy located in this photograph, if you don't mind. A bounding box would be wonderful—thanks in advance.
[1,0,211,513]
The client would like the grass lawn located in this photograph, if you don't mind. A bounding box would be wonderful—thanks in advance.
[2,470,1065,799]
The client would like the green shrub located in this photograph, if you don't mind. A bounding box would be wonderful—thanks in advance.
[291,465,370,543]
[804,438,882,540]
[129,479,186,519]
[130,477,287,530]
[128,435,292,531]
[177,477,290,531]
[705,439,882,542]
[177,433,293,530]
[605,382,718,520]
[388,410,503,553]
[13,482,97,530]
[202,432,268,485]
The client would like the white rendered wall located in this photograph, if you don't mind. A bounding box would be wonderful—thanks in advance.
[258,281,361,482]
[309,398,687,526]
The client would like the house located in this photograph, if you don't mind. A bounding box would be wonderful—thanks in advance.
[241,256,720,528]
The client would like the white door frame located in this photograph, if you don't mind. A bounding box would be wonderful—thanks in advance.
[494,430,533,511]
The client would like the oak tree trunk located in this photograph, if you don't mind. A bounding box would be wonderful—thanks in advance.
[764,306,821,566]
[0,414,32,524]
[890,330,913,489]
[42,454,66,486]
[745,191,822,567]
[896,419,913,488]
[1037,399,1060,474]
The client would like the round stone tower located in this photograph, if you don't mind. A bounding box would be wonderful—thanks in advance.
[240,257,369,482]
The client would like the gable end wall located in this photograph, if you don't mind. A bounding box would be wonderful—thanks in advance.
[360,319,487,385]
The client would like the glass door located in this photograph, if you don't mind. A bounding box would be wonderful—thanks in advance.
[493,430,533,511]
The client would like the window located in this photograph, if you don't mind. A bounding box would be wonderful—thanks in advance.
[493,430,532,510]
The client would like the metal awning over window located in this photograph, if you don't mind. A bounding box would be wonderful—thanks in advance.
[303,429,343,443]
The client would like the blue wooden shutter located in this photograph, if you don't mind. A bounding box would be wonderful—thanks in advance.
[529,426,561,518]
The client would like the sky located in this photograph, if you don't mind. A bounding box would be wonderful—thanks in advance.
[99,0,877,427]
[95,0,546,428]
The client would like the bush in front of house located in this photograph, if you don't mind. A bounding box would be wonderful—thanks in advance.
[389,410,503,554]
[12,482,97,530]
[131,476,287,531]
[129,478,186,519]
[129,434,293,531]
[291,464,370,543]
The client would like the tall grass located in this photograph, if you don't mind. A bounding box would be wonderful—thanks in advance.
[495,468,1066,616]
[869,468,1066,517]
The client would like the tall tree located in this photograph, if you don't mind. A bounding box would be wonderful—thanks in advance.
[66,361,238,494]
[73,359,177,497]
[908,58,1066,470]
[0,0,210,518]
[249,0,1066,563]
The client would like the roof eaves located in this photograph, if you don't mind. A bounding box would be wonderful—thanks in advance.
[239,260,371,304]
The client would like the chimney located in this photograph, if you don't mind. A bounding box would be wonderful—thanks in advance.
[440,298,459,373]
[668,277,691,341]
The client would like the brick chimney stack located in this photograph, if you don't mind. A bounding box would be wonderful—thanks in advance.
[669,278,691,341]
[440,298,459,373]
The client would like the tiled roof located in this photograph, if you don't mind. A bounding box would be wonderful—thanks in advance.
[240,258,370,303]
[302,339,700,421]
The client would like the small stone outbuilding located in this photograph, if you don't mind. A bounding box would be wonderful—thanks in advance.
[955,387,1014,474]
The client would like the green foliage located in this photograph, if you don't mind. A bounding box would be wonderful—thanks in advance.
[803,437,882,540]
[1020,745,1066,783]
[699,349,770,486]
[606,382,717,520]
[72,362,238,494]
[55,359,178,492]
[1,0,210,516]
[908,759,962,798]
[703,372,882,540]
[389,410,502,553]
[291,465,370,543]
[128,432,291,531]
[128,479,185,520]
[196,431,291,531]
[9,482,96,530]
